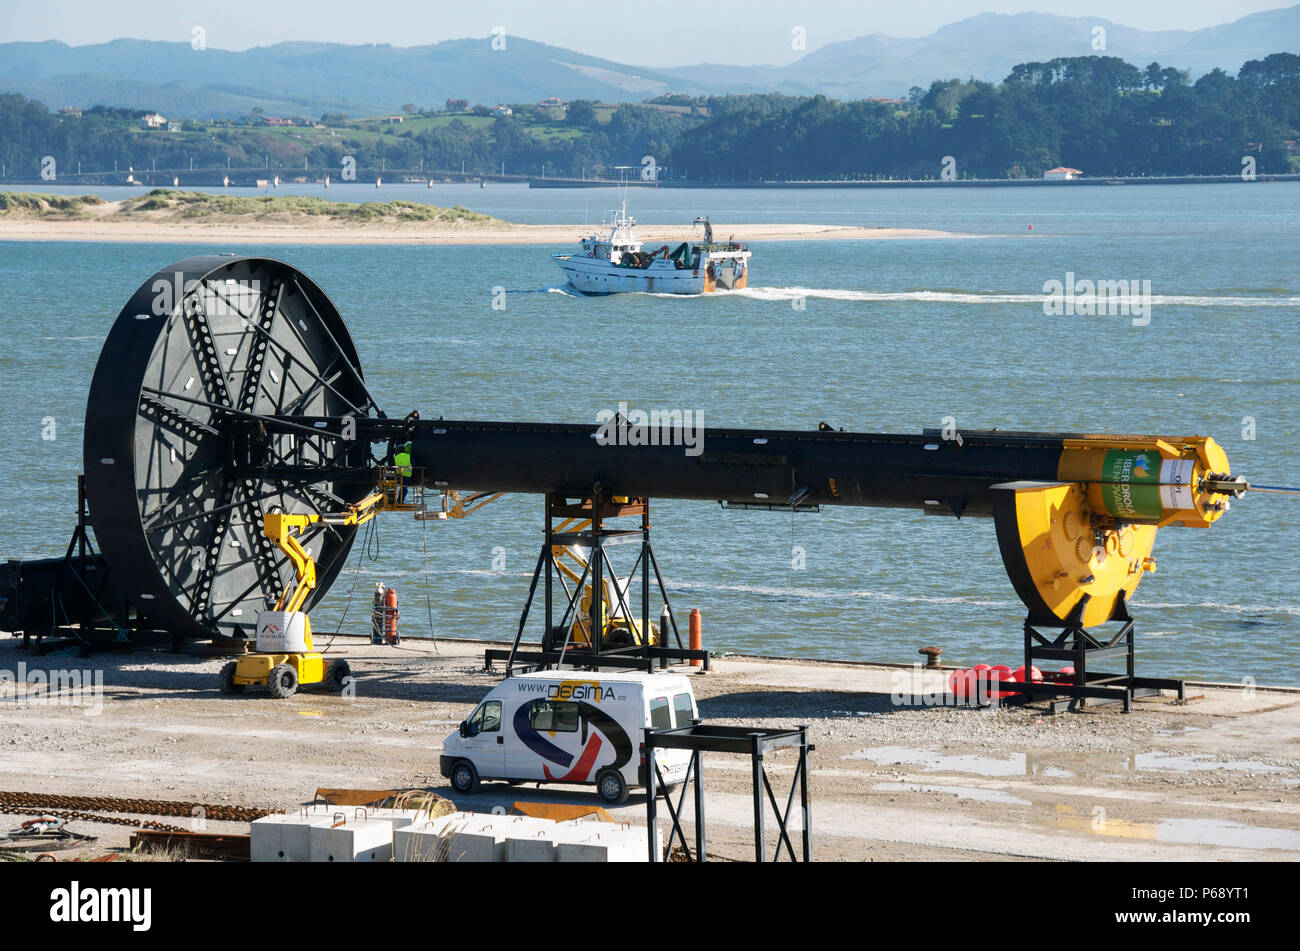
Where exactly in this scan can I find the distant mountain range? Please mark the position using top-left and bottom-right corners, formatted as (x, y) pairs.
(2, 6), (1297, 118)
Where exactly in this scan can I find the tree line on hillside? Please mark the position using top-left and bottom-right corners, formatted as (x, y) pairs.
(675, 54), (1300, 179)
(1, 54), (1296, 181)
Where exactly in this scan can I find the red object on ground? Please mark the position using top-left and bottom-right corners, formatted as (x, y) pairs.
(384, 586), (399, 645)
(1012, 665), (1043, 683)
(988, 665), (1016, 698)
(950, 665), (1017, 700)
(688, 608), (702, 667)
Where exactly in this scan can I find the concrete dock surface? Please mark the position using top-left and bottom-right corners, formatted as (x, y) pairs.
(1, 635), (1297, 861)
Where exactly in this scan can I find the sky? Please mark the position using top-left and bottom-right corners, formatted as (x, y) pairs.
(0, 1), (1290, 66)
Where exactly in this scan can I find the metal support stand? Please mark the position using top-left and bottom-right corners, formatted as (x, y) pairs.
(2, 476), (141, 655)
(645, 723), (812, 862)
(484, 493), (709, 674)
(1000, 594), (1185, 713)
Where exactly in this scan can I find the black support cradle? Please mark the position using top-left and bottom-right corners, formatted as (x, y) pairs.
(645, 723), (812, 862)
(484, 493), (709, 674)
(999, 594), (1185, 714)
(1, 476), (143, 655)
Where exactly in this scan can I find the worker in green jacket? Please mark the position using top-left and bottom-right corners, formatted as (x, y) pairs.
(394, 441), (413, 502)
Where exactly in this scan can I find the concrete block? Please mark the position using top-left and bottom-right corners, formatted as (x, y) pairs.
(250, 808), (338, 863)
(548, 820), (657, 862)
(505, 829), (559, 862)
(309, 817), (394, 862)
(556, 828), (648, 862)
(443, 814), (554, 863)
(392, 812), (475, 862)
(350, 806), (427, 830)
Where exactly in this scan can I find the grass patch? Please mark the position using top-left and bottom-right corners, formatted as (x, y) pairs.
(120, 189), (498, 224)
(0, 192), (107, 218)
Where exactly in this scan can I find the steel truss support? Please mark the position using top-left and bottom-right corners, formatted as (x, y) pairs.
(998, 594), (1186, 714)
(484, 493), (709, 674)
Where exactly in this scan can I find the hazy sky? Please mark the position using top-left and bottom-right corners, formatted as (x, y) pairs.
(0, 1), (1289, 66)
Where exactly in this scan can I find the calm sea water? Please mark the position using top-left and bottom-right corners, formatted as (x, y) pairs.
(1, 182), (1297, 683)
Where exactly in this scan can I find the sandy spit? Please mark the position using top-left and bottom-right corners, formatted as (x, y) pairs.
(0, 218), (962, 246)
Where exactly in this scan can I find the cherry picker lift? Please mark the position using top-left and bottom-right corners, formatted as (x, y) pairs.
(219, 491), (388, 698)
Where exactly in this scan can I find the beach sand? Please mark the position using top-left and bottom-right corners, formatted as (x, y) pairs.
(0, 212), (959, 246)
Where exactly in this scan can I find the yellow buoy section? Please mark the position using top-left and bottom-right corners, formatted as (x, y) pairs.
(994, 434), (1232, 627)
(993, 481), (1158, 628)
(1057, 434), (1232, 528)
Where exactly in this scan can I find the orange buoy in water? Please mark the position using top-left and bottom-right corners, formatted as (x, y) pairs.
(384, 586), (399, 645)
(689, 608), (702, 667)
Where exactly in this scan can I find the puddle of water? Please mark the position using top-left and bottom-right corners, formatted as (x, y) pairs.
(1157, 818), (1300, 851)
(1050, 806), (1157, 840)
(848, 746), (1073, 778)
(1152, 726), (1203, 736)
(1134, 753), (1286, 774)
(873, 782), (1031, 806)
(1050, 806), (1300, 851)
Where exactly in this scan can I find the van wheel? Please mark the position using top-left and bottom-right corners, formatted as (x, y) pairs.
(596, 769), (629, 805)
(266, 664), (298, 699)
(449, 760), (479, 794)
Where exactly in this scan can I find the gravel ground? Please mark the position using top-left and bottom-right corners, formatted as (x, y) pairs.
(2, 634), (1297, 862)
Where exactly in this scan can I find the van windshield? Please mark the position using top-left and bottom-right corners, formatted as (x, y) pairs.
(465, 700), (501, 736)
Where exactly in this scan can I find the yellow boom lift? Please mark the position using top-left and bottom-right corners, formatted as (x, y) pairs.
(219, 491), (385, 698)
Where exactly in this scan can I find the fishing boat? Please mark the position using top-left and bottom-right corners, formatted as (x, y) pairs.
(553, 203), (750, 295)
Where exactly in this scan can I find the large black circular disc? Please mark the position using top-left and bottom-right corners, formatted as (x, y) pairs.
(83, 256), (375, 641)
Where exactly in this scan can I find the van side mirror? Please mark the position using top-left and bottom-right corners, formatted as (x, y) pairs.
(458, 721), (468, 738)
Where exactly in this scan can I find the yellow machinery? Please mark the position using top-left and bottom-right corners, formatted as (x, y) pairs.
(219, 492), (385, 698)
(549, 516), (658, 649)
(427, 491), (656, 648)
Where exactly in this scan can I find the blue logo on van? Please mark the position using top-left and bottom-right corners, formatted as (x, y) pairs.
(513, 700), (632, 782)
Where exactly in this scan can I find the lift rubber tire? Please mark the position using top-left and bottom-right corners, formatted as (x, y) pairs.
(449, 760), (479, 795)
(266, 664), (299, 699)
(219, 661), (244, 694)
(596, 768), (629, 805)
(328, 660), (353, 693)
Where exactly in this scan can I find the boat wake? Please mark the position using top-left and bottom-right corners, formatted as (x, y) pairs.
(731, 287), (1300, 307)
(547, 283), (1298, 307)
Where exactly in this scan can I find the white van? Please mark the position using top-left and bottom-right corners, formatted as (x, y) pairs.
(440, 671), (698, 804)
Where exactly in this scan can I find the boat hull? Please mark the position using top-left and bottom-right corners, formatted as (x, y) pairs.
(553, 253), (748, 295)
